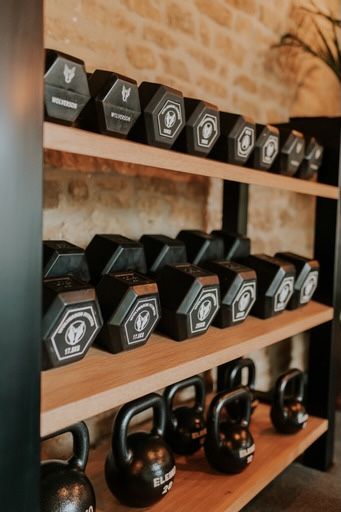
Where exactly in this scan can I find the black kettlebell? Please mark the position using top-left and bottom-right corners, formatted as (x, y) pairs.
(164, 375), (207, 455)
(204, 387), (255, 474)
(105, 393), (176, 507)
(271, 368), (308, 434)
(222, 358), (258, 416)
(41, 422), (96, 512)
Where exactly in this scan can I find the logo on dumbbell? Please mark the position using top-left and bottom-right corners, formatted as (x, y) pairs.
(124, 297), (160, 345)
(196, 113), (219, 148)
(157, 99), (183, 139)
(121, 84), (131, 103)
(189, 287), (219, 334)
(232, 282), (256, 322)
(274, 277), (295, 312)
(262, 135), (278, 165)
(50, 305), (100, 361)
(300, 271), (318, 304)
(237, 126), (255, 158)
(63, 63), (76, 84)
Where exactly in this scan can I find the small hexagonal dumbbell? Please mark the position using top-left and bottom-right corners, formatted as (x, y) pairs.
(209, 112), (256, 165)
(270, 128), (306, 176)
(173, 98), (220, 157)
(275, 252), (319, 309)
(42, 276), (103, 370)
(140, 234), (220, 340)
(156, 263), (220, 341)
(129, 82), (185, 148)
(295, 137), (324, 180)
(177, 230), (256, 328)
(247, 124), (279, 171)
(44, 49), (90, 125)
(77, 70), (141, 137)
(239, 254), (296, 318)
(85, 235), (161, 353)
(43, 240), (90, 282)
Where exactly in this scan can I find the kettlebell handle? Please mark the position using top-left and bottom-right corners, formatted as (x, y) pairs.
(42, 421), (89, 471)
(112, 393), (166, 466)
(274, 369), (305, 410)
(163, 375), (206, 414)
(224, 358), (256, 390)
(207, 387), (252, 448)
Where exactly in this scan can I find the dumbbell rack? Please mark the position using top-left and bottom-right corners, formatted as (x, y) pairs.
(1, 7), (340, 510)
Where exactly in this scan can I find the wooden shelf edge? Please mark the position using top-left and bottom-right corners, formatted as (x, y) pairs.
(41, 301), (333, 436)
(43, 122), (339, 200)
(86, 404), (328, 512)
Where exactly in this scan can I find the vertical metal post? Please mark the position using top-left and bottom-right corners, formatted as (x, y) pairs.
(290, 117), (341, 470)
(0, 2), (43, 510)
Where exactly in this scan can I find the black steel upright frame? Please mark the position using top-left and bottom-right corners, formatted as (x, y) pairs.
(0, 2), (43, 511)
(219, 117), (340, 471)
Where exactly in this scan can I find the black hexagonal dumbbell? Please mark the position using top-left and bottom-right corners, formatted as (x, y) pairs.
(177, 230), (257, 328)
(128, 82), (185, 148)
(295, 137), (324, 180)
(42, 240), (102, 370)
(140, 234), (220, 340)
(77, 70), (141, 137)
(239, 254), (296, 318)
(173, 98), (220, 157)
(211, 230), (250, 259)
(85, 235), (160, 353)
(209, 112), (256, 165)
(275, 252), (319, 309)
(44, 49), (90, 125)
(270, 127), (306, 176)
(247, 124), (279, 171)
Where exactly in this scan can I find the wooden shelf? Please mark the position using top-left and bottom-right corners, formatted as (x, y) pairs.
(43, 122), (339, 200)
(41, 300), (333, 436)
(87, 403), (328, 512)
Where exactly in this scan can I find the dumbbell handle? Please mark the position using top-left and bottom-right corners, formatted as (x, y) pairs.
(253, 389), (273, 404)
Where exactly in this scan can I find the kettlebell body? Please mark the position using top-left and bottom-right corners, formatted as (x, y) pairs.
(105, 393), (176, 507)
(164, 375), (207, 455)
(41, 422), (96, 512)
(271, 368), (308, 434)
(204, 387), (255, 474)
(220, 358), (258, 417)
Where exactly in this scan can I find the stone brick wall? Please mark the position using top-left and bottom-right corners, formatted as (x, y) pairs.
(42, 0), (340, 450)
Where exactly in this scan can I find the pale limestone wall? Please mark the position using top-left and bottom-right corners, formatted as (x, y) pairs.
(42, 0), (340, 448)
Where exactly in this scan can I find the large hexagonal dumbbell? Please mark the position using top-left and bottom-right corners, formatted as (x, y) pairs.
(239, 254), (296, 318)
(129, 82), (185, 148)
(296, 137), (324, 180)
(44, 49), (90, 125)
(43, 240), (90, 283)
(209, 112), (256, 165)
(42, 276), (103, 370)
(173, 98), (220, 157)
(211, 231), (251, 260)
(77, 70), (141, 137)
(85, 234), (161, 353)
(270, 128), (305, 176)
(275, 252), (319, 309)
(95, 272), (160, 353)
(140, 234), (187, 274)
(156, 263), (220, 341)
(201, 260), (257, 328)
(247, 124), (279, 171)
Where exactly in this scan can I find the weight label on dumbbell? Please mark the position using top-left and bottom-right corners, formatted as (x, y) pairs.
(196, 113), (219, 148)
(300, 271), (318, 304)
(236, 126), (255, 159)
(232, 281), (256, 322)
(50, 305), (100, 361)
(239, 443), (255, 458)
(189, 287), (219, 334)
(274, 276), (295, 312)
(262, 135), (278, 165)
(157, 99), (183, 139)
(124, 297), (160, 345)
